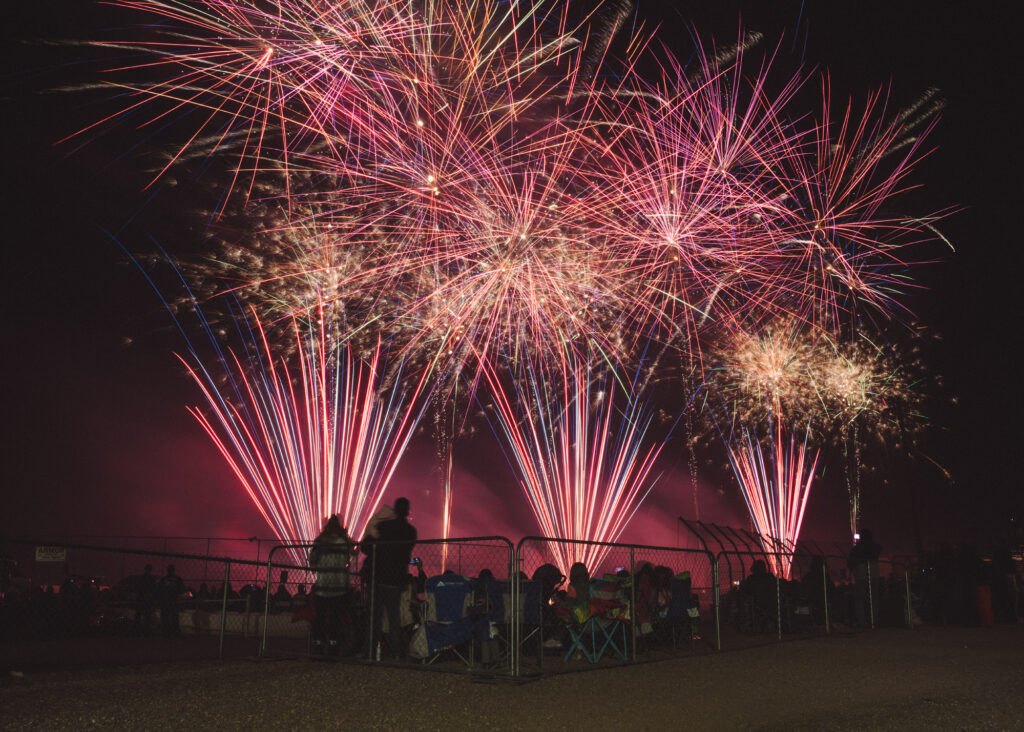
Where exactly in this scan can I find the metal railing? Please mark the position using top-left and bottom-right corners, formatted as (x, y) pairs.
(512, 536), (717, 675)
(0, 539), (269, 669)
(259, 537), (515, 674)
(2, 534), (964, 675)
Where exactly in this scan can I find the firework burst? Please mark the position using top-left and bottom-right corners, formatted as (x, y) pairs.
(728, 426), (819, 579)
(182, 305), (430, 563)
(71, 0), (949, 554)
(484, 350), (670, 574)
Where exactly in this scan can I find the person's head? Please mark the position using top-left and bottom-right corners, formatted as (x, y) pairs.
(569, 562), (589, 585)
(394, 497), (411, 518)
(366, 504), (396, 538)
(323, 514), (343, 534)
(167, 564), (176, 576)
(750, 560), (767, 576)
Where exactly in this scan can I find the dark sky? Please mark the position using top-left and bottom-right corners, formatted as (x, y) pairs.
(3, 1), (1021, 552)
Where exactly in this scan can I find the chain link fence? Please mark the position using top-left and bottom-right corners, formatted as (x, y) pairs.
(258, 537), (515, 675)
(512, 537), (716, 675)
(3, 534), (957, 677)
(715, 550), (916, 651)
(0, 539), (270, 670)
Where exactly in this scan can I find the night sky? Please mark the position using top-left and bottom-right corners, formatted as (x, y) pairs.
(3, 1), (1021, 553)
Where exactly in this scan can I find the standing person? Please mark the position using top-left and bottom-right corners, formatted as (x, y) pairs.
(369, 497), (417, 659)
(309, 515), (353, 656)
(134, 563), (157, 634)
(848, 530), (883, 627)
(157, 565), (186, 636)
(359, 504), (396, 592)
(800, 556), (834, 626)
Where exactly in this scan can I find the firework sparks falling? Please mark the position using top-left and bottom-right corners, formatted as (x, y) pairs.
(728, 426), (819, 579)
(485, 352), (669, 574)
(182, 307), (429, 562)
(83, 0), (944, 381)
(69, 0), (950, 553)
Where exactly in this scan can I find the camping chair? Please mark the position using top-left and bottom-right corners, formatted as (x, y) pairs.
(562, 578), (628, 663)
(474, 577), (507, 668)
(410, 573), (476, 667)
(737, 577), (779, 635)
(665, 574), (700, 649)
(512, 579), (548, 669)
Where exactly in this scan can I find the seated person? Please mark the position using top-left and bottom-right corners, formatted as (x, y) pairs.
(740, 560), (778, 633)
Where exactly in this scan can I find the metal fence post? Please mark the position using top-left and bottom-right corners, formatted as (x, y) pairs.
(905, 569), (913, 630)
(629, 547), (637, 662)
(823, 558), (831, 635)
(868, 560), (875, 630)
(219, 560), (230, 659)
(775, 562), (782, 641)
(367, 549), (376, 661)
(507, 539), (515, 677)
(512, 541), (521, 677)
(712, 554), (721, 651)
(260, 549), (275, 657)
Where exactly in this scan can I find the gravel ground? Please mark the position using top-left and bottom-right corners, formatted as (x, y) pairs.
(2, 625), (1022, 731)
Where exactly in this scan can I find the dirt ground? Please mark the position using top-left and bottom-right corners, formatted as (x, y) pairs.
(2, 625), (1022, 731)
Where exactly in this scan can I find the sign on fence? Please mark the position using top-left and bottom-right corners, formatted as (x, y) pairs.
(35, 546), (67, 562)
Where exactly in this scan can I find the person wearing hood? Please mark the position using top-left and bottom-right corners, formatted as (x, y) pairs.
(309, 515), (354, 655)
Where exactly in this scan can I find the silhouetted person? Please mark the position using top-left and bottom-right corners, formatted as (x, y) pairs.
(309, 515), (354, 656)
(368, 496), (416, 659)
(991, 543), (1020, 623)
(272, 570), (292, 611)
(134, 564), (157, 634)
(800, 556), (834, 625)
(848, 530), (883, 627)
(157, 565), (186, 636)
(740, 560), (778, 633)
(359, 504), (396, 593)
(567, 562), (591, 607)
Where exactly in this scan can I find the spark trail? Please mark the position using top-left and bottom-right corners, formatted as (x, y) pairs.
(485, 352), (668, 574)
(182, 308), (429, 563)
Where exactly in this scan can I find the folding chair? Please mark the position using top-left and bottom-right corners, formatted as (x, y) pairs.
(474, 578), (506, 668)
(414, 573), (476, 666)
(513, 580), (543, 646)
(562, 580), (628, 663)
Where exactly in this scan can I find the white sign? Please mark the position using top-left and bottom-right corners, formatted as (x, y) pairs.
(35, 546), (67, 563)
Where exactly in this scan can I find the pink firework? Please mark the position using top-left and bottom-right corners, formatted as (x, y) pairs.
(70, 0), (421, 202)
(182, 307), (429, 563)
(728, 427), (819, 579)
(484, 351), (669, 575)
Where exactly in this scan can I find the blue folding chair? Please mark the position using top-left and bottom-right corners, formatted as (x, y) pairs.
(417, 573), (476, 666)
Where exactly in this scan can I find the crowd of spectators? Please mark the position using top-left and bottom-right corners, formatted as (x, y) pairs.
(720, 535), (1022, 636)
(912, 542), (1022, 626)
(1, 532), (1020, 650)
